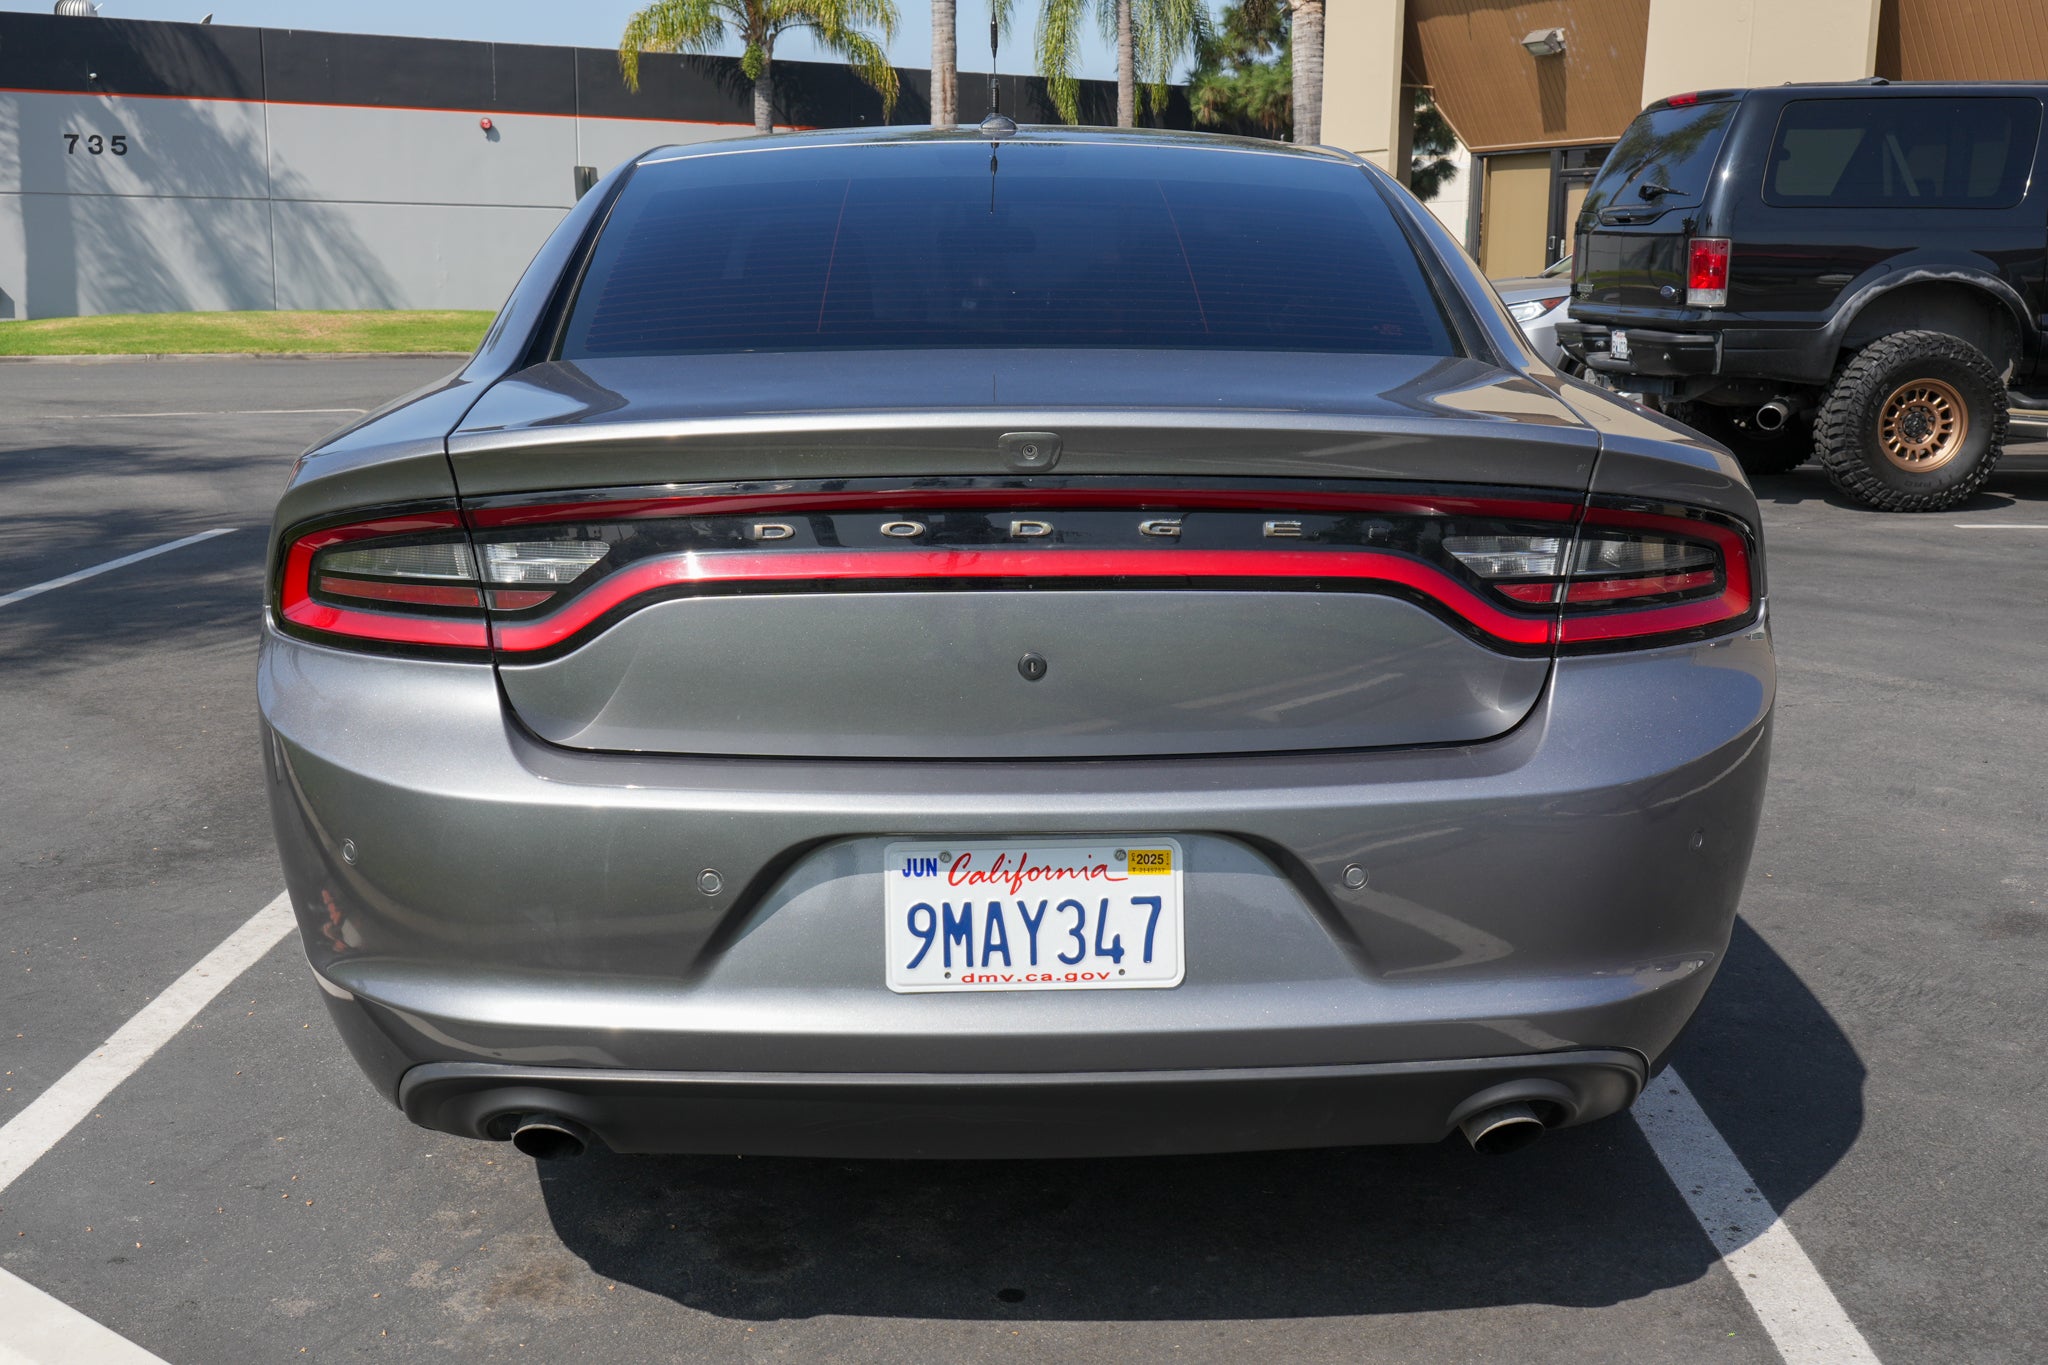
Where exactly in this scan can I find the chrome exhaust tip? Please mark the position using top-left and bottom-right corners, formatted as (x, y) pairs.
(1753, 400), (1792, 432)
(1458, 1101), (1547, 1155)
(507, 1113), (592, 1160)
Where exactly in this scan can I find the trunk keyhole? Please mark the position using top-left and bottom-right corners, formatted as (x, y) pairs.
(1018, 653), (1048, 682)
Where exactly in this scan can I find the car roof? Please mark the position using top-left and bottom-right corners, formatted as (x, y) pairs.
(1658, 80), (2048, 109)
(632, 124), (1369, 169)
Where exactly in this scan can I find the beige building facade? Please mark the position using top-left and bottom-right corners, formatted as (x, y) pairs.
(1321, 0), (2048, 279)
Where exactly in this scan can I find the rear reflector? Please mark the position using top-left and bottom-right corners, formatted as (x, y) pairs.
(274, 488), (1757, 658)
(317, 576), (482, 609)
(1687, 237), (1731, 308)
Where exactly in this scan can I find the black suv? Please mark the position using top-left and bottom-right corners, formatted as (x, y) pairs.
(1558, 81), (2045, 511)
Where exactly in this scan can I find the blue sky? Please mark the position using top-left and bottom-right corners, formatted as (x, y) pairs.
(12, 1), (1162, 81)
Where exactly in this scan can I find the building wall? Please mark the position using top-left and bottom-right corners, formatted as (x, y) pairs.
(1321, 0), (1406, 171)
(1406, 0), (1652, 154)
(1477, 151), (1552, 277)
(1876, 0), (2048, 81)
(1420, 144), (1473, 242)
(0, 12), (1163, 321)
(1641, 0), (1881, 106)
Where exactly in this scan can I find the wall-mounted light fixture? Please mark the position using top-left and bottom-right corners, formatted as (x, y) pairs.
(1521, 27), (1567, 57)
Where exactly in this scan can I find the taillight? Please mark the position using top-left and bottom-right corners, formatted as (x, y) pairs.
(276, 511), (490, 653)
(1687, 237), (1731, 308)
(276, 511), (619, 652)
(278, 489), (1756, 658)
(1445, 503), (1754, 648)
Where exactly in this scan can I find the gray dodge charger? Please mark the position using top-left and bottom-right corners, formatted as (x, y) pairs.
(260, 126), (1773, 1161)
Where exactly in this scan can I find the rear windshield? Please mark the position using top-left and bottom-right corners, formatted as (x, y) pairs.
(561, 142), (1457, 358)
(1765, 96), (2041, 208)
(1582, 101), (1737, 217)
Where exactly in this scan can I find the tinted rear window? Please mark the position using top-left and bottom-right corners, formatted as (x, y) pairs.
(1765, 96), (2041, 208)
(1582, 101), (1738, 216)
(562, 142), (1457, 358)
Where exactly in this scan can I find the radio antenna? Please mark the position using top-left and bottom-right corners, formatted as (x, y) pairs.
(980, 7), (1017, 137)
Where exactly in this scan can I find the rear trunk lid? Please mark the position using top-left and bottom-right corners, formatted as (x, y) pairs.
(449, 351), (1599, 759)
(1574, 96), (1740, 314)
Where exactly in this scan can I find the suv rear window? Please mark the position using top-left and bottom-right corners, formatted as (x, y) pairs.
(1582, 101), (1738, 216)
(1766, 96), (2041, 208)
(562, 142), (1457, 359)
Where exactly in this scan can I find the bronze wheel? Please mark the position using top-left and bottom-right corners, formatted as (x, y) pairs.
(1877, 378), (1968, 471)
(1815, 330), (2007, 512)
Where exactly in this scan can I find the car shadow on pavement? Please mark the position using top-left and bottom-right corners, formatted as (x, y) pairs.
(535, 918), (1862, 1322)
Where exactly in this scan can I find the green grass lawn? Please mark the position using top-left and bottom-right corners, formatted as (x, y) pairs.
(0, 310), (494, 356)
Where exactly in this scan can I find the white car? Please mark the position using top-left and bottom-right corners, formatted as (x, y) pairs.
(1494, 255), (1573, 366)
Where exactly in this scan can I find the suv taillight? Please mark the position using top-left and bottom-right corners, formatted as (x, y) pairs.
(1687, 237), (1731, 308)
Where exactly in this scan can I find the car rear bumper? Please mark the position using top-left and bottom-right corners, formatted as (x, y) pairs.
(1560, 319), (1837, 389)
(1558, 321), (1720, 379)
(396, 1051), (1647, 1157)
(261, 614), (1773, 1155)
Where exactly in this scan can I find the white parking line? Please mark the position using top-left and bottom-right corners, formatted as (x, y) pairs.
(0, 1270), (170, 1365)
(0, 894), (293, 1363)
(0, 894), (294, 1197)
(0, 890), (1869, 1362)
(0, 529), (238, 610)
(1637, 1069), (1881, 1364)
(1954, 523), (2048, 529)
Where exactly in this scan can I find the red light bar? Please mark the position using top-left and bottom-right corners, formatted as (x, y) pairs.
(491, 547), (1558, 654)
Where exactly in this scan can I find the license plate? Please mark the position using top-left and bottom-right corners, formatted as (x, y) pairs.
(1610, 329), (1631, 361)
(884, 839), (1185, 993)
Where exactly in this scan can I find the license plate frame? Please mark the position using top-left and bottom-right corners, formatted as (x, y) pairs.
(883, 839), (1186, 994)
(1610, 329), (1632, 361)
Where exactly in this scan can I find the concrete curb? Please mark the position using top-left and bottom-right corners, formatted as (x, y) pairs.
(0, 351), (470, 364)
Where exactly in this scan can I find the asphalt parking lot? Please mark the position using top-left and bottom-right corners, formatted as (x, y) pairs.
(2, 358), (2045, 1363)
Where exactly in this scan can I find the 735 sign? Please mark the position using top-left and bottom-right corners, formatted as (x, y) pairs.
(64, 132), (130, 156)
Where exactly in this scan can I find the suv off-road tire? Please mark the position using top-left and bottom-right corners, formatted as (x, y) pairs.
(1815, 331), (2007, 512)
(1666, 402), (1814, 477)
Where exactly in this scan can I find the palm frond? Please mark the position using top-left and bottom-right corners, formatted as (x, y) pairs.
(1036, 0), (1091, 123)
(816, 27), (903, 111)
(1133, 0), (1204, 116)
(788, 0), (902, 111)
(618, 0), (728, 91)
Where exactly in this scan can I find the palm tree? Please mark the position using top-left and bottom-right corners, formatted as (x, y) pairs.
(620, 0), (902, 135)
(932, 0), (1014, 129)
(932, 0), (958, 126)
(1287, 0), (1322, 145)
(1409, 88), (1459, 203)
(1037, 0), (1204, 127)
